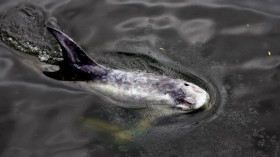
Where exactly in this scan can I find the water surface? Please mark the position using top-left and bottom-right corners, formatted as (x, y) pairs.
(0, 0), (279, 156)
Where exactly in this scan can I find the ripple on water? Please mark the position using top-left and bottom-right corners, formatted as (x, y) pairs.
(95, 51), (223, 127)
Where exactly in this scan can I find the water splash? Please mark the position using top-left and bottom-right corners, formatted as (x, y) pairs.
(0, 3), (62, 63)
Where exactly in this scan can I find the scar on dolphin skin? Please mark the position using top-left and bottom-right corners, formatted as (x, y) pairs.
(44, 27), (210, 112)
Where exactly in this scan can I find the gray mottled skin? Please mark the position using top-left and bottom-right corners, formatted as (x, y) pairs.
(80, 66), (187, 104)
(45, 27), (210, 111)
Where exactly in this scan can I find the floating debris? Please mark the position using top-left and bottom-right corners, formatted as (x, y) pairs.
(246, 24), (250, 27)
(159, 47), (165, 51)
(268, 51), (271, 56)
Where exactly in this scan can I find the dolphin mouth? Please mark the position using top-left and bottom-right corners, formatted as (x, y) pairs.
(175, 100), (194, 110)
(175, 104), (191, 110)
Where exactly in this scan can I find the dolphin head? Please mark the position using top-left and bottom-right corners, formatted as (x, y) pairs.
(169, 81), (210, 111)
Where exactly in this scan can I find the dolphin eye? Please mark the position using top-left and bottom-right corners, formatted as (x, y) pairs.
(184, 83), (189, 86)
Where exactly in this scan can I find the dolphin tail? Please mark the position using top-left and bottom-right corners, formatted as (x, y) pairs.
(44, 27), (98, 81)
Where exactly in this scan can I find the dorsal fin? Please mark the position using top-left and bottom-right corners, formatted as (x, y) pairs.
(47, 27), (98, 66)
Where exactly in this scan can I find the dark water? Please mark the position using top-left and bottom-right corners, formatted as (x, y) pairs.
(0, 0), (279, 156)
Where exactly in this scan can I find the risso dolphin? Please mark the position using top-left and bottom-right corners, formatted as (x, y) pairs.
(44, 27), (210, 111)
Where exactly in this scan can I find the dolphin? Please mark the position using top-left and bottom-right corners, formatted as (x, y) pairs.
(44, 27), (210, 111)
